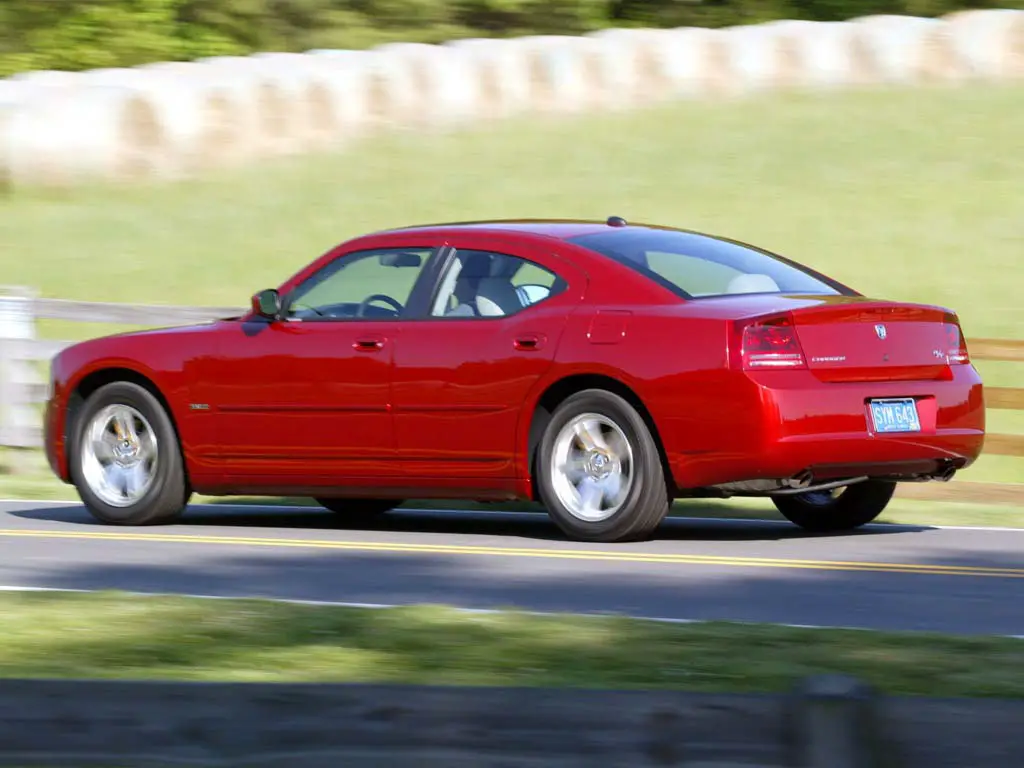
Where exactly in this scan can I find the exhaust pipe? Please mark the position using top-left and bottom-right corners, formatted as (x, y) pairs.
(935, 465), (957, 482)
(770, 475), (869, 496)
(784, 470), (814, 489)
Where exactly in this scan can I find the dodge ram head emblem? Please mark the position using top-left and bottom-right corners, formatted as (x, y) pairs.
(875, 324), (887, 340)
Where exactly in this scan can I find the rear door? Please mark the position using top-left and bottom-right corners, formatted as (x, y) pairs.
(391, 234), (588, 484)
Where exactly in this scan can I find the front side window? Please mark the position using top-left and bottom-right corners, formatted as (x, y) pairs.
(430, 249), (564, 318)
(284, 247), (433, 320)
(568, 228), (849, 299)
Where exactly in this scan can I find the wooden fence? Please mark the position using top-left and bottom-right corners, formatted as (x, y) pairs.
(3, 673), (1024, 768)
(0, 293), (1021, 503)
(0, 295), (241, 450)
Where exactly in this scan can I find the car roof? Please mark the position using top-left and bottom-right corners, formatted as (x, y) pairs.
(374, 217), (689, 241)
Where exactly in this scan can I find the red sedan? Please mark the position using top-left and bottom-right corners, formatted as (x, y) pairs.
(43, 218), (985, 542)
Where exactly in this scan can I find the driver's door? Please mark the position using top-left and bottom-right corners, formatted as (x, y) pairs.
(205, 246), (435, 488)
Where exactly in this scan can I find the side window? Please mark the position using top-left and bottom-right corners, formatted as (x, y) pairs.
(284, 248), (432, 320)
(430, 249), (564, 318)
(511, 261), (558, 306)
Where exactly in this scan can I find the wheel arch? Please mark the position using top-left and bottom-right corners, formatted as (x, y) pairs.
(524, 372), (673, 500)
(65, 367), (191, 492)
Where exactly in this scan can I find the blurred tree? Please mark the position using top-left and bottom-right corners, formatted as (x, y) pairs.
(0, 0), (241, 76)
(2, 0), (1022, 76)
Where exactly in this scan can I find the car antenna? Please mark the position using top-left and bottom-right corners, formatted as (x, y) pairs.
(606, 216), (627, 227)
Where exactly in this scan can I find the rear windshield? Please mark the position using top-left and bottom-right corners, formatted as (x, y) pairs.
(567, 228), (848, 299)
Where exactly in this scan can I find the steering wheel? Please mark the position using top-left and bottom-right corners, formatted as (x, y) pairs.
(357, 293), (404, 317)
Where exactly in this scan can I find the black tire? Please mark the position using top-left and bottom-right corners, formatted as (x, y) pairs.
(315, 498), (403, 516)
(536, 389), (670, 543)
(69, 381), (190, 525)
(771, 480), (896, 532)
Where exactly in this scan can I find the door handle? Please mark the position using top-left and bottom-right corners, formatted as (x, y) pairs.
(354, 337), (385, 352)
(514, 334), (545, 351)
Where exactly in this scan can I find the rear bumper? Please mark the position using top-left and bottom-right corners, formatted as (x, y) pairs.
(669, 365), (985, 490)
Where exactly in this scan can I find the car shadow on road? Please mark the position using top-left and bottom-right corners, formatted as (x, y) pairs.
(6, 502), (935, 543)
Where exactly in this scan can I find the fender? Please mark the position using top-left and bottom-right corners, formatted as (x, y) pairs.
(514, 353), (655, 500)
(46, 326), (214, 483)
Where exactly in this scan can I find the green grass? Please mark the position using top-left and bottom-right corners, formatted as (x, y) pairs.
(2, 84), (1023, 336)
(1, 591), (1021, 698)
(1, 82), (1021, 502)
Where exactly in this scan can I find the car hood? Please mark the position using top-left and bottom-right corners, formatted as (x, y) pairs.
(54, 317), (238, 374)
(72, 317), (233, 345)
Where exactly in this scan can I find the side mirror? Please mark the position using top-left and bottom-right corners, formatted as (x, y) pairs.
(251, 289), (281, 319)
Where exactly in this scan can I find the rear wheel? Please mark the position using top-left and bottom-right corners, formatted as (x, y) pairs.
(315, 498), (402, 516)
(70, 382), (190, 525)
(772, 480), (896, 532)
(536, 389), (669, 543)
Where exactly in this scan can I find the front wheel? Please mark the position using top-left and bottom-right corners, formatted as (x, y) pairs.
(772, 480), (896, 532)
(536, 389), (670, 543)
(70, 382), (190, 525)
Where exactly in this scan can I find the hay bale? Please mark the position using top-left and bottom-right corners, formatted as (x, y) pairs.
(943, 9), (1024, 80)
(246, 52), (345, 149)
(515, 35), (606, 114)
(759, 19), (882, 89)
(363, 49), (423, 128)
(137, 60), (260, 169)
(442, 38), (534, 120)
(0, 80), (28, 98)
(78, 67), (233, 178)
(4, 84), (168, 189)
(304, 49), (385, 139)
(583, 28), (679, 108)
(2, 74), (85, 191)
(371, 42), (481, 127)
(8, 70), (83, 90)
(310, 48), (421, 132)
(588, 27), (739, 104)
(659, 27), (737, 98)
(0, 81), (31, 193)
(194, 56), (313, 157)
(851, 15), (965, 85)
(586, 26), (750, 106)
(716, 21), (806, 95)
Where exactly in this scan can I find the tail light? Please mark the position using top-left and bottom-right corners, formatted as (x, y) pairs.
(943, 318), (970, 364)
(738, 314), (807, 370)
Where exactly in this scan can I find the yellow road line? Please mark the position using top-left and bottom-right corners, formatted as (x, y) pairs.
(1, 528), (1022, 579)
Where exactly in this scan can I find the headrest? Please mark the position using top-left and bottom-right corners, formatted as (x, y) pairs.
(459, 252), (513, 280)
(458, 252), (493, 279)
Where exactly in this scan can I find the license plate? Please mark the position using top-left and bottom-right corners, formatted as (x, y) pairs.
(869, 398), (921, 433)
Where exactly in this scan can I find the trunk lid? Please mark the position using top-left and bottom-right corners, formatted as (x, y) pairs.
(788, 298), (960, 382)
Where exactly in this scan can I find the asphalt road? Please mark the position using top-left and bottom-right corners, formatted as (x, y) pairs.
(1, 499), (1022, 636)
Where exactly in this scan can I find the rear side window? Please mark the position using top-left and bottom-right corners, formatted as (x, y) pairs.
(430, 249), (565, 318)
(568, 228), (849, 299)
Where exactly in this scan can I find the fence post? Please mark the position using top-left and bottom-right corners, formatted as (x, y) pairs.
(0, 286), (38, 462)
(785, 674), (898, 768)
